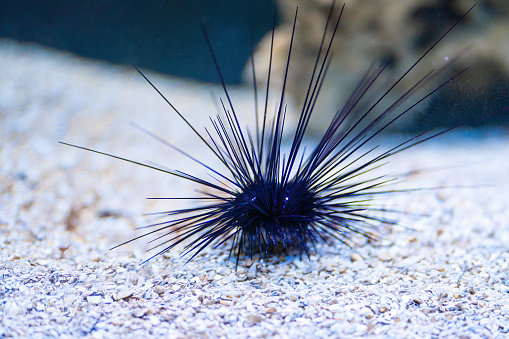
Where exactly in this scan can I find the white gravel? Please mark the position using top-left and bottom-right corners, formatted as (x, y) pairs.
(1, 39), (509, 338)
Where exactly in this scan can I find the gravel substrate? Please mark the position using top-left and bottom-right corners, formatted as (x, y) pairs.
(1, 40), (509, 338)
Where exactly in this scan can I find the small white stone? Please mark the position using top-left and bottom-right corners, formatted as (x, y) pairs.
(5, 300), (22, 317)
(149, 315), (160, 326)
(87, 295), (102, 304)
(132, 309), (147, 318)
(115, 289), (133, 300)
(35, 302), (45, 312)
(216, 267), (229, 276)
(245, 314), (263, 326)
(358, 307), (373, 318)
(328, 304), (341, 312)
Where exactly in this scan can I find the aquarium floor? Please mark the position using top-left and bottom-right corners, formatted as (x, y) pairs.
(1, 40), (509, 338)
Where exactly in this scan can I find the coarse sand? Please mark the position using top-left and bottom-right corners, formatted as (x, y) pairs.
(1, 40), (509, 338)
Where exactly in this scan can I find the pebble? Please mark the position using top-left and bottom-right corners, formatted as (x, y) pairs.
(132, 309), (147, 318)
(216, 267), (229, 276)
(115, 290), (133, 301)
(246, 314), (264, 326)
(219, 299), (232, 306)
(5, 301), (22, 317)
(87, 295), (102, 304)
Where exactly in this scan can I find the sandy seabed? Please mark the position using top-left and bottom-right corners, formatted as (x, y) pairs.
(1, 40), (509, 338)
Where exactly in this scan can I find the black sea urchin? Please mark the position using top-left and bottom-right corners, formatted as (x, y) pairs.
(60, 2), (475, 266)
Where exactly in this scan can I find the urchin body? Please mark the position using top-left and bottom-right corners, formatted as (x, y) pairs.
(227, 178), (319, 253)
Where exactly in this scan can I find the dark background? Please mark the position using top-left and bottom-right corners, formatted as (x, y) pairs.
(0, 0), (278, 84)
(1, 0), (508, 128)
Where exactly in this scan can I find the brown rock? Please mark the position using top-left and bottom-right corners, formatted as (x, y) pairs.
(245, 0), (509, 134)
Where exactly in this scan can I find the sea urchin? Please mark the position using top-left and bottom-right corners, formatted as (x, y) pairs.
(60, 2), (475, 266)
